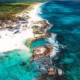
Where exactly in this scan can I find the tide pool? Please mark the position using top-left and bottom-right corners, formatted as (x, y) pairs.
(30, 38), (50, 49)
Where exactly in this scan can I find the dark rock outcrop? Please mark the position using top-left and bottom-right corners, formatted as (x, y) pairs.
(32, 45), (53, 60)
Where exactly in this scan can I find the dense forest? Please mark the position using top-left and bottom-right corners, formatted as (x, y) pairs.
(0, 0), (49, 20)
(0, 2), (39, 20)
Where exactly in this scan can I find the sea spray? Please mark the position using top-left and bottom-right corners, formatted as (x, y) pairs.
(37, 2), (62, 60)
(29, 3), (43, 21)
(47, 33), (62, 60)
(44, 20), (53, 32)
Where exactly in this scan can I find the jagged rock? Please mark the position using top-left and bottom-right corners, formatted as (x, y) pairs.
(20, 62), (26, 66)
(48, 68), (56, 76)
(32, 57), (52, 75)
(32, 45), (53, 61)
(58, 69), (63, 76)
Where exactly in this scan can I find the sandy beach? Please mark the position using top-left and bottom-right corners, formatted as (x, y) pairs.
(0, 3), (43, 53)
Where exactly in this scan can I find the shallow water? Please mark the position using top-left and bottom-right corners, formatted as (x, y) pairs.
(0, 50), (39, 80)
(0, 38), (50, 80)
(39, 1), (80, 80)
(30, 38), (50, 49)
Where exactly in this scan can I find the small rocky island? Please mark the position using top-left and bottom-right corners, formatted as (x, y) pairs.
(32, 45), (53, 60)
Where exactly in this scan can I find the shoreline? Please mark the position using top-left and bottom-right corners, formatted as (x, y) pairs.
(0, 2), (64, 79)
(0, 3), (43, 53)
(0, 3), (53, 53)
(0, 2), (60, 59)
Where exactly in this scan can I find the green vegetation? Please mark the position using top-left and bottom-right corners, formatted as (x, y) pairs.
(0, 36), (1, 38)
(0, 2), (40, 20)
(32, 25), (39, 29)
(33, 31), (42, 34)
(26, 15), (30, 19)
(38, 20), (46, 24)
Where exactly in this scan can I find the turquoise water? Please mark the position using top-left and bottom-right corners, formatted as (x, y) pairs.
(0, 50), (39, 80)
(39, 1), (80, 80)
(30, 39), (50, 49)
(0, 38), (50, 80)
(25, 38), (50, 53)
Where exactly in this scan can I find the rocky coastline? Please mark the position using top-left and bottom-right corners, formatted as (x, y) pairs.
(27, 32), (52, 47)
(32, 56), (64, 80)
(0, 3), (65, 80)
(0, 14), (64, 79)
(28, 19), (65, 79)
(32, 45), (53, 60)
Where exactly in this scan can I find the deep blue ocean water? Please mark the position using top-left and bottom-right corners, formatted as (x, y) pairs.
(39, 1), (80, 80)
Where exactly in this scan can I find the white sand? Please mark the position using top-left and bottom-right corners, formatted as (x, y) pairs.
(28, 3), (43, 21)
(0, 3), (43, 53)
(0, 29), (34, 52)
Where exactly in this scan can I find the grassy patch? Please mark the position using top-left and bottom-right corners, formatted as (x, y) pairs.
(33, 31), (42, 34)
(32, 25), (39, 29)
(0, 2), (40, 20)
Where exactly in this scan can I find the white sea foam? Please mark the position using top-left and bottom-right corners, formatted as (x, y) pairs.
(47, 34), (61, 59)
(37, 3), (62, 59)
(37, 6), (43, 14)
(28, 3), (43, 22)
